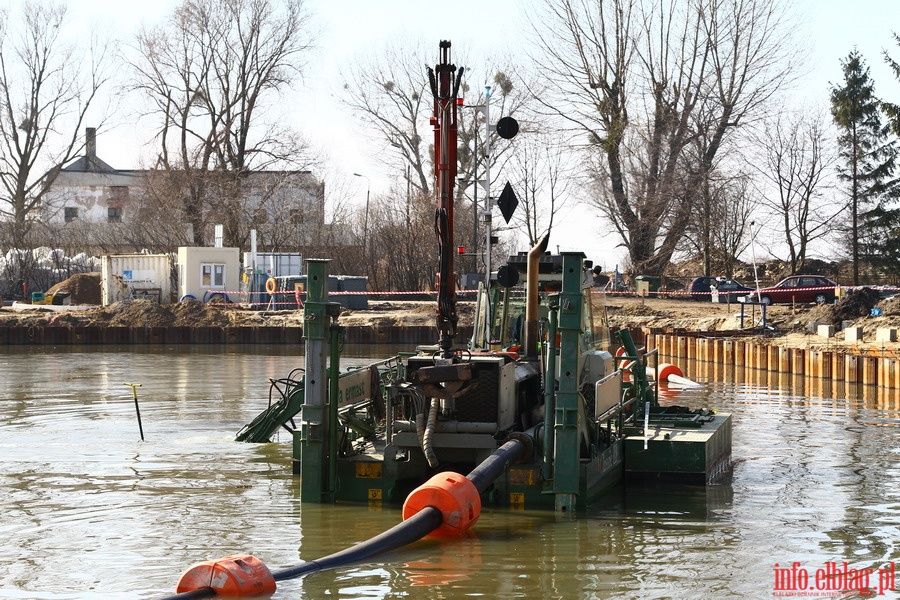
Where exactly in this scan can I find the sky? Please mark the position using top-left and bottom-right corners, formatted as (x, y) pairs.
(33, 0), (900, 271)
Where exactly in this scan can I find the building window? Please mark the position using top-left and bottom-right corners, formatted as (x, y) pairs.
(108, 207), (123, 223)
(64, 207), (78, 223)
(201, 263), (226, 288)
(290, 209), (303, 225)
(108, 186), (129, 202)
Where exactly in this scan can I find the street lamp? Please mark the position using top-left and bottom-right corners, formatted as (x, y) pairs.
(352, 172), (371, 249)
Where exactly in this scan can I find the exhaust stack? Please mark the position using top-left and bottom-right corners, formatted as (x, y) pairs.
(523, 234), (549, 359)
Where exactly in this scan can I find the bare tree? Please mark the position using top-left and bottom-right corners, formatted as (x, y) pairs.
(368, 186), (437, 291)
(754, 110), (838, 274)
(0, 2), (109, 250)
(341, 40), (531, 195)
(530, 0), (798, 276)
(130, 0), (316, 247)
(506, 129), (573, 246)
(681, 167), (757, 277)
(340, 39), (534, 275)
(340, 39), (434, 198)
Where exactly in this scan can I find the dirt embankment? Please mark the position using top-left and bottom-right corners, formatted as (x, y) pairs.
(604, 290), (900, 351)
(3, 271), (899, 351)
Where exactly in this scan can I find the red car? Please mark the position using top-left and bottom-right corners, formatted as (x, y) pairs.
(745, 275), (837, 305)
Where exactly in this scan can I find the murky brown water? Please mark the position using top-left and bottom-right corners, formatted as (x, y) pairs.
(1, 346), (898, 599)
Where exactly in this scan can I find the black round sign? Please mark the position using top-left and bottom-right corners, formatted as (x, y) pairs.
(496, 116), (519, 140)
(496, 265), (519, 288)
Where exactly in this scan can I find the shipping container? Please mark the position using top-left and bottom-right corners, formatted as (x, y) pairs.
(272, 275), (368, 310)
(243, 252), (302, 278)
(101, 254), (172, 306)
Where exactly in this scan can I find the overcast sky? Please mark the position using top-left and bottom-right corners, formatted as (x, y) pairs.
(29, 0), (900, 269)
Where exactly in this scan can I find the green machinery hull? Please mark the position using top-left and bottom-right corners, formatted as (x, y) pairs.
(244, 256), (733, 513)
(311, 438), (625, 511)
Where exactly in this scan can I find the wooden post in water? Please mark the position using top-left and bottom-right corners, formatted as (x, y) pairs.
(790, 348), (804, 376)
(758, 344), (769, 372)
(845, 354), (860, 384)
(821, 351), (833, 380)
(124, 382), (144, 442)
(862, 356), (878, 386)
(779, 347), (791, 373)
(881, 357), (897, 390)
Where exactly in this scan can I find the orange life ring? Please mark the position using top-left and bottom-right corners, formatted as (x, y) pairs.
(265, 277), (277, 294)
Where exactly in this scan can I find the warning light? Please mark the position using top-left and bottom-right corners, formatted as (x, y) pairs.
(457, 246), (465, 254)
(456, 98), (464, 106)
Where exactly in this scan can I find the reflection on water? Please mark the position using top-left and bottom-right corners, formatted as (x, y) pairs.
(0, 346), (898, 599)
(688, 357), (900, 409)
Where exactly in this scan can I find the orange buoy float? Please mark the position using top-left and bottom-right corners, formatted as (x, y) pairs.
(402, 471), (481, 536)
(615, 346), (634, 382)
(649, 362), (684, 383)
(176, 554), (275, 596)
(265, 277), (277, 294)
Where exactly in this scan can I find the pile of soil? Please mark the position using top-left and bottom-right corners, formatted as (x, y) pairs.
(608, 301), (674, 318)
(10, 299), (266, 328)
(91, 299), (248, 327)
(46, 273), (102, 305)
(804, 288), (883, 327)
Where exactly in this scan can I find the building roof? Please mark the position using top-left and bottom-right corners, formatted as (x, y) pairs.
(61, 154), (117, 173)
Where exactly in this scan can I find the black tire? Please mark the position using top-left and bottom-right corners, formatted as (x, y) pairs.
(760, 295), (772, 305)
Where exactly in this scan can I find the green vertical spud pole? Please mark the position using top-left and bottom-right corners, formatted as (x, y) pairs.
(542, 307), (558, 483)
(327, 321), (343, 502)
(297, 259), (340, 502)
(552, 252), (585, 512)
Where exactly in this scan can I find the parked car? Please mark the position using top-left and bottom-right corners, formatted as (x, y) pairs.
(710, 278), (754, 303)
(689, 276), (752, 301)
(745, 275), (837, 305)
(689, 276), (717, 300)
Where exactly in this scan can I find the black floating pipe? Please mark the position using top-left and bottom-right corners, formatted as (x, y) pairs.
(159, 589), (214, 600)
(467, 439), (529, 493)
(159, 438), (528, 600)
(272, 507), (442, 580)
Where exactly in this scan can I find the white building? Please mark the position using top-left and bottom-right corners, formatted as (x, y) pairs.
(42, 128), (142, 225)
(43, 128), (325, 231)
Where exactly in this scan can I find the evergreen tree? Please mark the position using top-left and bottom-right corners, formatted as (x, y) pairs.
(874, 34), (900, 279)
(830, 50), (897, 285)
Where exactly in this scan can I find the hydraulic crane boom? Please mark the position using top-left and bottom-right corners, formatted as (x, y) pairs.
(427, 40), (464, 359)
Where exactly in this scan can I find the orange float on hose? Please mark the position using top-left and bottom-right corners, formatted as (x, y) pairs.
(265, 277), (277, 294)
(402, 471), (481, 536)
(615, 346), (633, 382)
(176, 554), (275, 596)
(653, 363), (684, 383)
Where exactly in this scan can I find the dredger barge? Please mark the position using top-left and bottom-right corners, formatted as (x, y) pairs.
(166, 40), (731, 599)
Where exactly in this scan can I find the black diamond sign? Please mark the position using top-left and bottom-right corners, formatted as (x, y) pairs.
(497, 181), (518, 224)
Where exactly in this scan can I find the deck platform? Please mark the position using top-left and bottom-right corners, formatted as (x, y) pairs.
(624, 412), (732, 483)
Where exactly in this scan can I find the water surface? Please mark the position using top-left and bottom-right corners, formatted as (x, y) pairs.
(0, 346), (897, 599)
